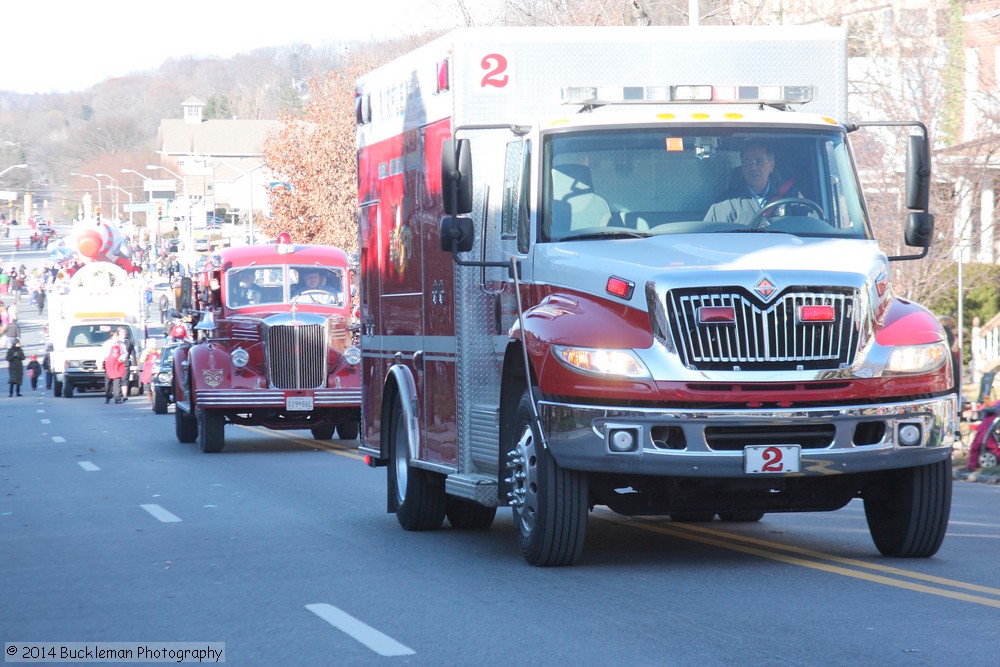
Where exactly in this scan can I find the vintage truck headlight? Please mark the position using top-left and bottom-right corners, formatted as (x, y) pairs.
(552, 345), (651, 379)
(67, 360), (82, 369)
(156, 371), (173, 384)
(885, 342), (948, 375)
(344, 346), (362, 366)
(231, 348), (249, 368)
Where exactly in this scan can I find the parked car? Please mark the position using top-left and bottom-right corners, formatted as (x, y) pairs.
(152, 342), (182, 414)
(194, 238), (210, 252)
(165, 239), (181, 253)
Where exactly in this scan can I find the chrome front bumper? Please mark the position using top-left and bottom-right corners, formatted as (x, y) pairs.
(194, 388), (361, 408)
(540, 395), (956, 478)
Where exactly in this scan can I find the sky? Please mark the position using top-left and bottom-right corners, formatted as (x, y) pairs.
(2, 0), (499, 94)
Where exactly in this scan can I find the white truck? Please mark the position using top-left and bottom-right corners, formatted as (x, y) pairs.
(47, 262), (145, 398)
(356, 26), (955, 566)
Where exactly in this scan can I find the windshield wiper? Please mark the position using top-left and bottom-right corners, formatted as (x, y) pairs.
(558, 229), (650, 241)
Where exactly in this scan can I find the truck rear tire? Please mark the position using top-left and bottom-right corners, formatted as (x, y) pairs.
(508, 387), (588, 566)
(446, 496), (497, 529)
(388, 393), (445, 531)
(863, 459), (951, 558)
(336, 421), (359, 441)
(175, 406), (198, 444)
(153, 391), (168, 415)
(197, 409), (225, 453)
(311, 425), (335, 440)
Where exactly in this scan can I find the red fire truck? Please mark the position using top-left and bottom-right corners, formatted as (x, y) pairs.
(173, 236), (361, 453)
(356, 27), (956, 565)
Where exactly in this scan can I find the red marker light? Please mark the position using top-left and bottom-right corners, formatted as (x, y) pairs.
(698, 306), (736, 324)
(437, 59), (450, 93)
(606, 276), (634, 300)
(800, 305), (836, 322)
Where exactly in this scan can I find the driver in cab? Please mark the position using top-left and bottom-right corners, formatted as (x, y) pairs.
(291, 267), (342, 305)
(703, 142), (805, 226)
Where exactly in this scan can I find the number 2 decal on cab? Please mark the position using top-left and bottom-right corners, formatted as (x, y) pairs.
(480, 52), (510, 89)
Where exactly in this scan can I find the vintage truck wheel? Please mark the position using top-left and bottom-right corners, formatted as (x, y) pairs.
(310, 425), (335, 440)
(175, 406), (198, 443)
(53, 379), (62, 397)
(388, 393), (445, 531)
(64, 382), (75, 398)
(863, 459), (951, 557)
(197, 409), (225, 453)
(446, 496), (497, 530)
(336, 421), (359, 441)
(508, 387), (587, 566)
(153, 391), (168, 415)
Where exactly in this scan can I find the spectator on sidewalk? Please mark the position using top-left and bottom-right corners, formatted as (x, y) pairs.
(25, 355), (42, 391)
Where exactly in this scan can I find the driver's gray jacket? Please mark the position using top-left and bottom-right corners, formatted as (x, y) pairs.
(703, 178), (805, 226)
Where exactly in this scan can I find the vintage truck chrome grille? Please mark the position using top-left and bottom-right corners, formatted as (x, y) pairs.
(666, 288), (860, 371)
(266, 323), (326, 389)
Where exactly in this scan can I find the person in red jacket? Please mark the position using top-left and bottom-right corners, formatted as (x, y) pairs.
(102, 328), (128, 404)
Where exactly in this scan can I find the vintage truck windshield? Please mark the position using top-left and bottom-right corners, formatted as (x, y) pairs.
(226, 265), (345, 308)
(540, 128), (870, 242)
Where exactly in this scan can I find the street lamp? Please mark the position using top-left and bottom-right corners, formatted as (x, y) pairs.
(70, 172), (103, 219)
(96, 173), (120, 221)
(147, 164), (190, 257)
(107, 184), (133, 226)
(0, 164), (27, 179)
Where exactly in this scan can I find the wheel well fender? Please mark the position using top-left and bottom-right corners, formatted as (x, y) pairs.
(498, 340), (536, 501)
(381, 364), (419, 512)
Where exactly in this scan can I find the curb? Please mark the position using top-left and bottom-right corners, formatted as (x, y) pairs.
(954, 467), (1000, 484)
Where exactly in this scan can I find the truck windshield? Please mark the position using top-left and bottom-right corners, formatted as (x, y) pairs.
(226, 265), (346, 308)
(540, 127), (870, 242)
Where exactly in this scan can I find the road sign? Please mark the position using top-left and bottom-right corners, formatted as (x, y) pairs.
(124, 202), (157, 213)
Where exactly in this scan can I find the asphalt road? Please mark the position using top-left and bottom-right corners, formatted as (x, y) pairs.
(2, 226), (1000, 666)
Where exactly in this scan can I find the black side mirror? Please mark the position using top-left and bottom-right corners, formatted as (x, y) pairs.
(441, 138), (473, 215)
(904, 211), (934, 248)
(440, 216), (474, 252)
(905, 134), (930, 211)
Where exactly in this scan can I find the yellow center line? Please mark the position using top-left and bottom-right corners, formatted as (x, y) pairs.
(595, 512), (1000, 608)
(235, 424), (363, 460)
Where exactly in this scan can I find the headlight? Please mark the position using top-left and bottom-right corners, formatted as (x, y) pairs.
(67, 360), (81, 368)
(231, 348), (249, 368)
(552, 345), (651, 379)
(885, 342), (948, 375)
(156, 371), (173, 384)
(344, 346), (362, 366)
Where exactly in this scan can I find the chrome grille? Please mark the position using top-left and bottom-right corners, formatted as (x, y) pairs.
(266, 323), (326, 389)
(666, 288), (860, 371)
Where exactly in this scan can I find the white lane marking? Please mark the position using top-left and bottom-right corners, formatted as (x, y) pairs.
(306, 603), (415, 657)
(36, 409), (44, 413)
(140, 504), (182, 523)
(41, 419), (51, 424)
(52, 436), (66, 443)
(78, 461), (100, 471)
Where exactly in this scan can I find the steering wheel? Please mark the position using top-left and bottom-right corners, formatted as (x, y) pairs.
(291, 289), (332, 304)
(749, 197), (825, 229)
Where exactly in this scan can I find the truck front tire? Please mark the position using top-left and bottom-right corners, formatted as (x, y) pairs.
(863, 459), (951, 558)
(508, 387), (588, 566)
(388, 392), (445, 531)
(197, 409), (225, 453)
(175, 406), (198, 443)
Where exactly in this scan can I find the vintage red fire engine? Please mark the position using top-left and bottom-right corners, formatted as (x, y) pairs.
(173, 234), (361, 453)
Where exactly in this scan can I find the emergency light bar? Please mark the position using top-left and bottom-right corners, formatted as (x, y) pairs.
(561, 85), (813, 107)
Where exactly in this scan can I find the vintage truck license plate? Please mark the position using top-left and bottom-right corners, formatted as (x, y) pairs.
(286, 396), (313, 411)
(743, 445), (800, 474)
